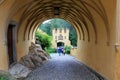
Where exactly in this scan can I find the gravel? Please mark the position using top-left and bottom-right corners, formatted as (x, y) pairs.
(24, 54), (102, 80)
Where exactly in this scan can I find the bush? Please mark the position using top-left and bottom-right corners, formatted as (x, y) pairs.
(35, 29), (52, 50)
(45, 47), (57, 54)
(0, 70), (16, 80)
(64, 46), (71, 54)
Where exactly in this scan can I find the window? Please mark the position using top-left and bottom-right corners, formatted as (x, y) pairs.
(64, 36), (66, 39)
(58, 34), (63, 40)
(64, 28), (66, 33)
(60, 29), (62, 33)
(55, 36), (57, 39)
(55, 28), (57, 33)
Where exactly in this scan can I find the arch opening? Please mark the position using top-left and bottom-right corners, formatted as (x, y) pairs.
(35, 18), (78, 54)
(1, 0), (116, 80)
(57, 42), (64, 47)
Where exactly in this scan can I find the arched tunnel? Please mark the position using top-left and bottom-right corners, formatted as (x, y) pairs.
(0, 0), (120, 80)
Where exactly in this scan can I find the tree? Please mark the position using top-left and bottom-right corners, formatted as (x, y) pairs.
(40, 22), (52, 36)
(35, 29), (52, 50)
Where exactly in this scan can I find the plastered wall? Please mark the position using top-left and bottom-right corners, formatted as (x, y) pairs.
(74, 41), (115, 80)
(0, 0), (16, 70)
(15, 16), (34, 61)
(72, 0), (116, 80)
(115, 0), (120, 80)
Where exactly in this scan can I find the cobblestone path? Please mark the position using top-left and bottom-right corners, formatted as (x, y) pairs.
(24, 54), (103, 80)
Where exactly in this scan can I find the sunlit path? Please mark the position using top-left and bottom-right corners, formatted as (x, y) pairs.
(24, 54), (103, 80)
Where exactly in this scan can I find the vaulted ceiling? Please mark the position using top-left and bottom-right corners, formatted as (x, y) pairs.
(10, 0), (109, 43)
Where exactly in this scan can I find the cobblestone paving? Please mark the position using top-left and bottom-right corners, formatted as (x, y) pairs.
(24, 54), (101, 80)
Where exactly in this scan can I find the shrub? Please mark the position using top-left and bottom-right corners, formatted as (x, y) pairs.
(0, 70), (16, 80)
(35, 29), (52, 50)
(64, 46), (71, 54)
(45, 47), (57, 54)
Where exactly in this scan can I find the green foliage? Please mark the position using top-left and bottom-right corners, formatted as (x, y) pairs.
(39, 18), (77, 46)
(69, 31), (77, 46)
(0, 71), (16, 80)
(45, 47), (57, 54)
(0, 75), (8, 80)
(64, 46), (71, 54)
(40, 22), (52, 36)
(35, 29), (52, 50)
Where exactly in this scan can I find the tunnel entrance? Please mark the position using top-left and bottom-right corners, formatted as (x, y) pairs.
(57, 42), (64, 47)
(3, 0), (113, 79)
(36, 18), (77, 54)
(7, 24), (17, 67)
